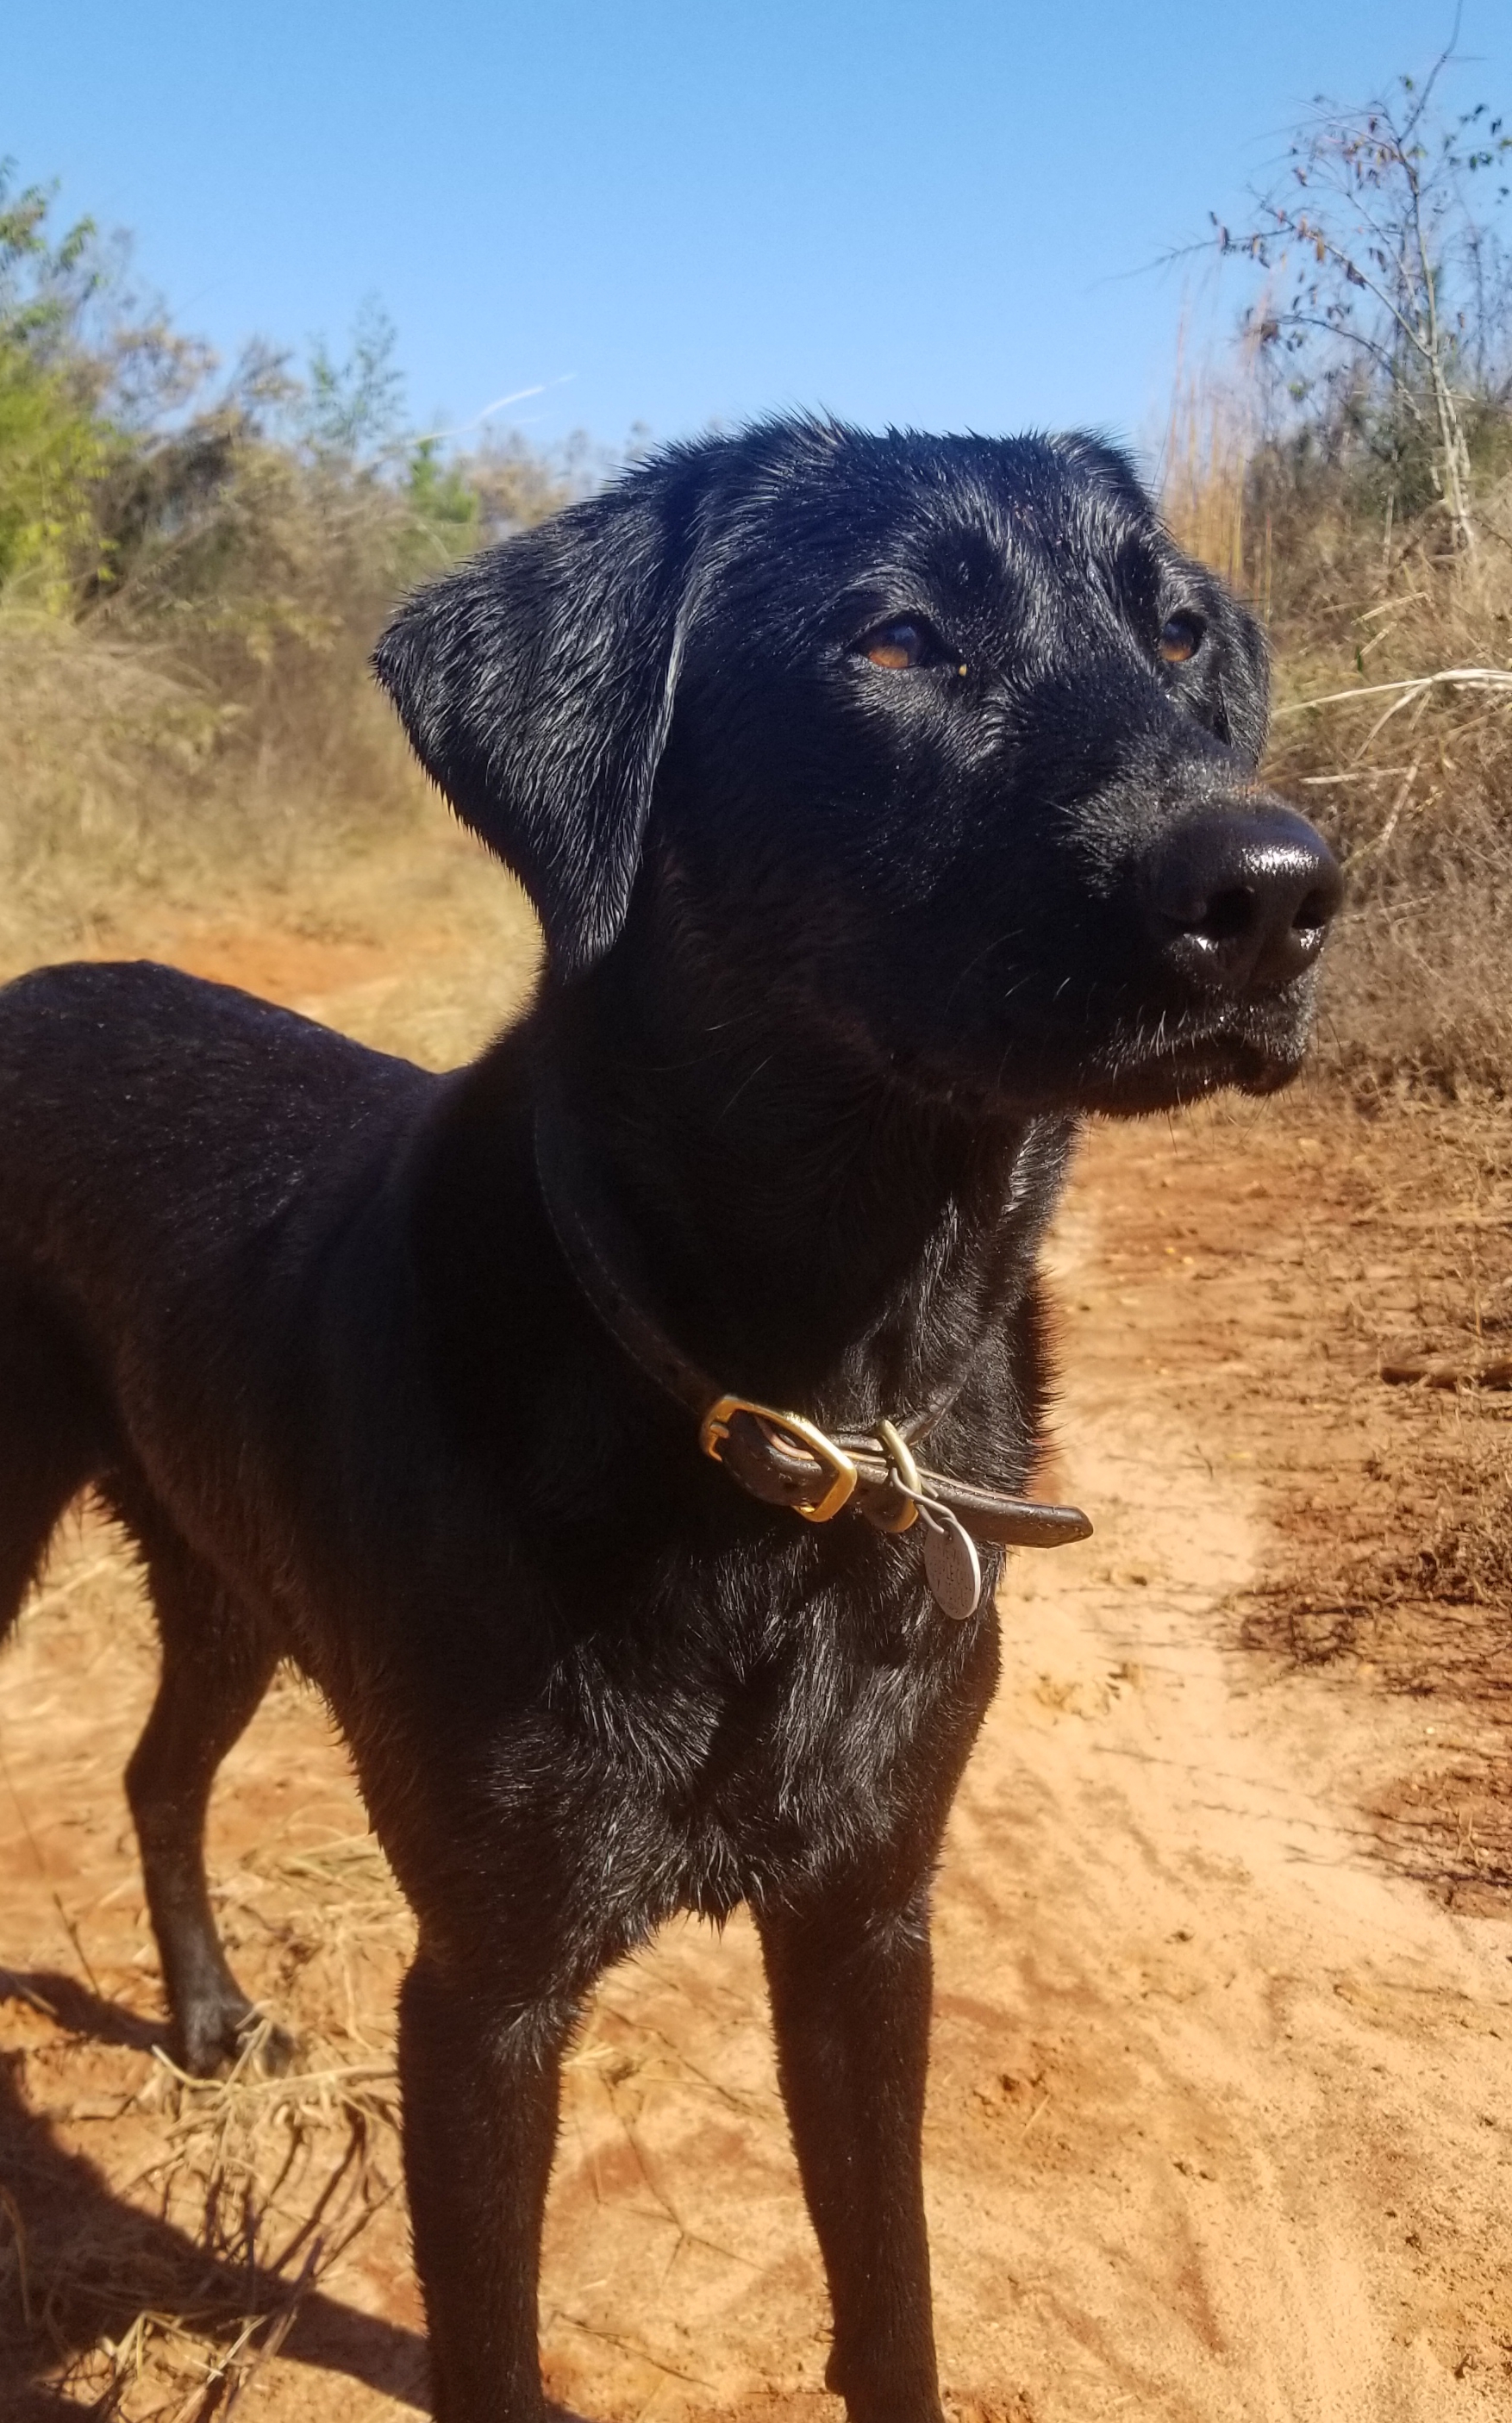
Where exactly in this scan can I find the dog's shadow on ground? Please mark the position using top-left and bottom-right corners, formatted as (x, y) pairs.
(0, 1972), (428, 2419)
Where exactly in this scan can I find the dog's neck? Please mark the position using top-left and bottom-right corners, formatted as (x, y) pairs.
(536, 935), (1074, 1427)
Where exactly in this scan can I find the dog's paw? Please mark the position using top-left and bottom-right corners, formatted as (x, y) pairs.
(175, 1996), (296, 2079)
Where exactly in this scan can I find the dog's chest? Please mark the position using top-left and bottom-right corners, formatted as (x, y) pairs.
(567, 1589), (990, 1921)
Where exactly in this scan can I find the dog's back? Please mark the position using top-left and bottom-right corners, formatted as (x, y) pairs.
(0, 959), (428, 1267)
(0, 959), (434, 1634)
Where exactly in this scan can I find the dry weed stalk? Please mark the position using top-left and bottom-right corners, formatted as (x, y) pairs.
(1159, 359), (1265, 604)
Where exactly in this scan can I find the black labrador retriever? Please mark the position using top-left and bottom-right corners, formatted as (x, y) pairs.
(0, 418), (1340, 2423)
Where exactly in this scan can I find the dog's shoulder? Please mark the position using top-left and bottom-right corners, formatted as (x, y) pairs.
(0, 959), (438, 1276)
(0, 958), (430, 1124)
(2, 955), (407, 1072)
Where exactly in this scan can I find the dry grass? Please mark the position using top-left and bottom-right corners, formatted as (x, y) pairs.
(2, 1780), (420, 2415)
(19, 2033), (405, 2420)
(1265, 510), (1512, 1093)
(1162, 375), (1512, 1096)
(0, 604), (434, 977)
(0, 370), (580, 979)
(0, 1539), (419, 2418)
(1159, 354), (1267, 604)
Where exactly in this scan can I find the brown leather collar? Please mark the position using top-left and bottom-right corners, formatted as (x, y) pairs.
(532, 1091), (1091, 1557)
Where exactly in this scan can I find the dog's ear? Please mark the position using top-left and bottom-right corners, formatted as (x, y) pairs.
(373, 465), (700, 975)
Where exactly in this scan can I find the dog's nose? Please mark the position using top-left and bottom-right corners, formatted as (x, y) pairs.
(1143, 805), (1343, 994)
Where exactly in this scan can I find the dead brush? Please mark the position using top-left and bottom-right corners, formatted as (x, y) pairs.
(234, 1825), (416, 2058)
(1264, 471), (1512, 1094)
(1161, 355), (1512, 1095)
(1159, 348), (1267, 605)
(0, 615), (222, 971)
(9, 2009), (404, 2419)
(0, 603), (434, 984)
(0, 232), (585, 983)
(0, 1594), (415, 2423)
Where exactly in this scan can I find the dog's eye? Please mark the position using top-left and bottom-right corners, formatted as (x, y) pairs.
(859, 619), (937, 671)
(1159, 612), (1205, 665)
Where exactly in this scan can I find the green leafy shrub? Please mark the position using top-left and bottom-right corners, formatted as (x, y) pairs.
(0, 169), (593, 962)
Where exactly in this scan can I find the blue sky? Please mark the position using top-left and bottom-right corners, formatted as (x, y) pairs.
(9, 3), (1508, 474)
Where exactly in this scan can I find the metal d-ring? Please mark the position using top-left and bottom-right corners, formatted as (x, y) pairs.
(872, 1417), (923, 1533)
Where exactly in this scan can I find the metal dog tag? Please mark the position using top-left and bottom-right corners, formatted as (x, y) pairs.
(919, 1503), (984, 1621)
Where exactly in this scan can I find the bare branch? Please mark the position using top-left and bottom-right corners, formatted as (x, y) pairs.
(1197, 49), (1509, 553)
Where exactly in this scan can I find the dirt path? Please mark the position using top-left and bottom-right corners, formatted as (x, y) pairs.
(3, 876), (1510, 2418)
(533, 1145), (1512, 2423)
(922, 1170), (1512, 2420)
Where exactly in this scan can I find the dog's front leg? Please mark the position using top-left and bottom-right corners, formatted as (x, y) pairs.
(757, 1885), (943, 2423)
(398, 1946), (578, 2423)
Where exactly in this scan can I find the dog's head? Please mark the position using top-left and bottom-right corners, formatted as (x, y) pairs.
(375, 418), (1340, 1115)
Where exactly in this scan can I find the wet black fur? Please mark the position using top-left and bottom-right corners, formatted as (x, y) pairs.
(0, 418), (1330, 2423)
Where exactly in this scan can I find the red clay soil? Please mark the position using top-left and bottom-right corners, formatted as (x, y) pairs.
(3, 872), (1510, 2420)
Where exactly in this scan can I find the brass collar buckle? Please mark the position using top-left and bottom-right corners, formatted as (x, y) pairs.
(699, 1395), (859, 1523)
